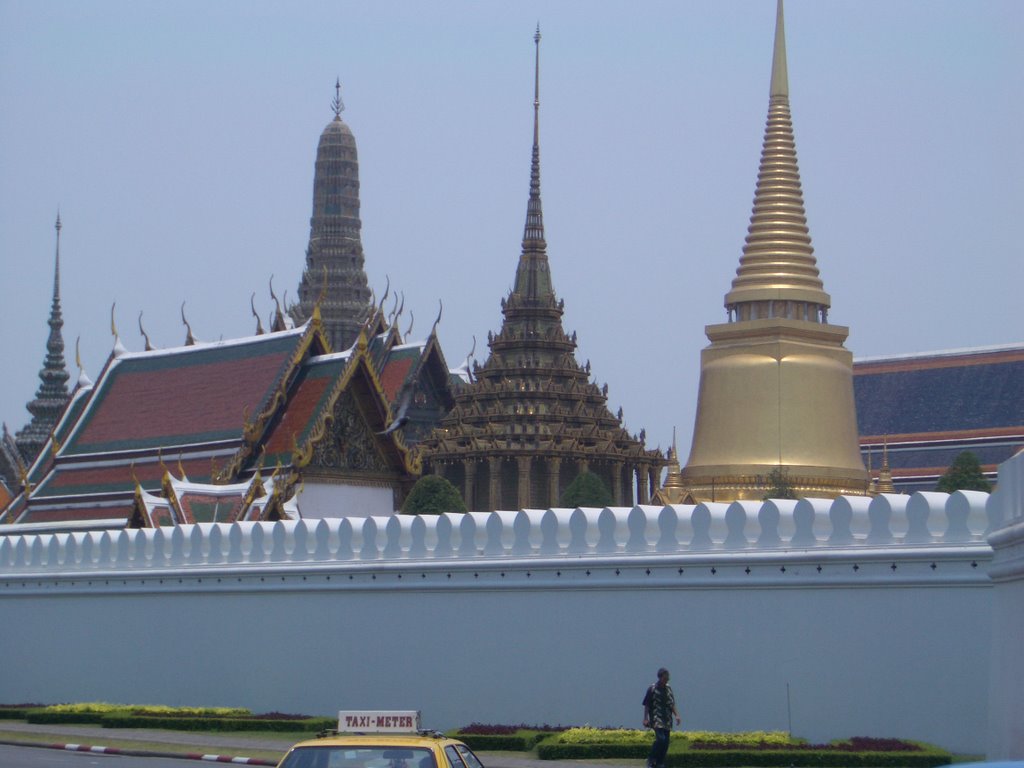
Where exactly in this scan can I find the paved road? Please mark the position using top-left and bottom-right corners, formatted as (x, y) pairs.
(0, 722), (645, 768)
(0, 743), (208, 768)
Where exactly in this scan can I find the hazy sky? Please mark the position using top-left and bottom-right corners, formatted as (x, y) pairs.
(1, 0), (1021, 460)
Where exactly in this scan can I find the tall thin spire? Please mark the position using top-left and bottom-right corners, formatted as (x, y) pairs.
(680, 0), (867, 503)
(292, 79), (372, 351)
(16, 213), (71, 464)
(514, 24), (551, 300)
(769, 0), (789, 97)
(725, 0), (830, 319)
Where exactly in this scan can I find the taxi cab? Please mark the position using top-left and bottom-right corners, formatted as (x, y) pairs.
(276, 710), (486, 768)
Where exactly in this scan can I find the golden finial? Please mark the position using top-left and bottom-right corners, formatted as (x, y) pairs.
(138, 311), (153, 351)
(251, 293), (265, 335)
(177, 454), (187, 480)
(378, 275), (390, 312)
(180, 302), (196, 345)
(404, 310), (415, 341)
(110, 302), (118, 339)
(388, 291), (399, 326)
(878, 436), (896, 494)
(430, 299), (443, 336)
(331, 77), (345, 118)
(269, 275), (286, 332)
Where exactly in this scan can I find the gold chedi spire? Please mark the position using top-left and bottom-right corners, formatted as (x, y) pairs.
(679, 0), (867, 503)
(725, 0), (829, 317)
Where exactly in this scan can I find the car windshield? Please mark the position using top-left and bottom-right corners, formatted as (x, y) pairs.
(279, 746), (438, 768)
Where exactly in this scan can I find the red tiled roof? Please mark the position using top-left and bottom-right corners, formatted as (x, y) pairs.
(64, 332), (307, 456)
(262, 359), (346, 460)
(380, 355), (416, 402)
(18, 504), (132, 524)
(32, 457), (215, 499)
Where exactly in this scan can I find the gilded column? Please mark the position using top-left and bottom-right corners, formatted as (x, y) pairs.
(517, 456), (532, 509)
(548, 456), (561, 507)
(611, 461), (623, 506)
(488, 456), (502, 512)
(464, 460), (477, 511)
(637, 462), (651, 504)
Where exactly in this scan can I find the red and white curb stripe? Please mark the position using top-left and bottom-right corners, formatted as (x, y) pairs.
(0, 739), (277, 765)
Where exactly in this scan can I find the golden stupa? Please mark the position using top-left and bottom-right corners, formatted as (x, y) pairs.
(679, 0), (869, 502)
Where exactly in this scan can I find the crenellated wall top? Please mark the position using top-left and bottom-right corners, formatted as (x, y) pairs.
(0, 491), (1002, 577)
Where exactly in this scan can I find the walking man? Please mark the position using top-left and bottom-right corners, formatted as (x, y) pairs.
(642, 667), (681, 768)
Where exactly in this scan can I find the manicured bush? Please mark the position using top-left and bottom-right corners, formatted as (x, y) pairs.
(0, 707), (42, 720)
(534, 728), (950, 766)
(26, 710), (107, 725)
(402, 475), (467, 514)
(449, 724), (567, 751)
(559, 472), (612, 508)
(98, 713), (334, 732)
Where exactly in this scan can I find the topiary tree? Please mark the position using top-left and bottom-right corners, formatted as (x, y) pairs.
(762, 466), (798, 500)
(936, 451), (992, 493)
(401, 474), (467, 514)
(559, 471), (613, 508)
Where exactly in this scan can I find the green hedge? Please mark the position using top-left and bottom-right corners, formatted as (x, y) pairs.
(26, 711), (107, 725)
(663, 749), (950, 768)
(536, 741), (950, 767)
(98, 714), (335, 732)
(0, 708), (39, 720)
(537, 741), (650, 760)
(448, 731), (549, 751)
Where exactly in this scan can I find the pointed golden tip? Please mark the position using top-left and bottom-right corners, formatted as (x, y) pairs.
(110, 302), (118, 338)
(770, 0), (789, 98)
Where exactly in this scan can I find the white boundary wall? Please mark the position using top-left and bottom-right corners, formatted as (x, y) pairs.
(2, 472), (1021, 756)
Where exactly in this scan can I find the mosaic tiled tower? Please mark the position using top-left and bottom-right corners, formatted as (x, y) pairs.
(420, 29), (663, 510)
(292, 81), (372, 351)
(679, 0), (868, 501)
(15, 213), (71, 466)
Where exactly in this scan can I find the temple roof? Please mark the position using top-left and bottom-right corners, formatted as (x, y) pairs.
(419, 29), (661, 470)
(854, 345), (1024, 439)
(61, 327), (314, 457)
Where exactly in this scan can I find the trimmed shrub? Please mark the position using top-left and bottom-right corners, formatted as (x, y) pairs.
(98, 714), (334, 732)
(402, 475), (467, 514)
(559, 472), (613, 508)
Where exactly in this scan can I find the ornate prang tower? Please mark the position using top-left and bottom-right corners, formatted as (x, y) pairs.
(16, 213), (71, 465)
(679, 0), (867, 502)
(292, 80), (372, 351)
(420, 29), (663, 511)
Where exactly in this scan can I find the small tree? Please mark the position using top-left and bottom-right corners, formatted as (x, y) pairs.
(762, 466), (798, 500)
(559, 471), (613, 508)
(401, 474), (467, 514)
(936, 451), (992, 493)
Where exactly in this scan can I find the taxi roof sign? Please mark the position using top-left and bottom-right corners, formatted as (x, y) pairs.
(338, 710), (422, 733)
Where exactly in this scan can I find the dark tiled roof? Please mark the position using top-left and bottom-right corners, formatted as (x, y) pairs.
(854, 348), (1024, 438)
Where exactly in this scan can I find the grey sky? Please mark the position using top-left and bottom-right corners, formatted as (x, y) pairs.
(1, 0), (1021, 460)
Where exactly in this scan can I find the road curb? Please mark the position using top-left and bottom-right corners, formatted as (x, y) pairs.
(0, 737), (278, 765)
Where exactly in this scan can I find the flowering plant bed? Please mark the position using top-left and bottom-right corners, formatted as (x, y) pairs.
(22, 703), (333, 732)
(534, 728), (951, 766)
